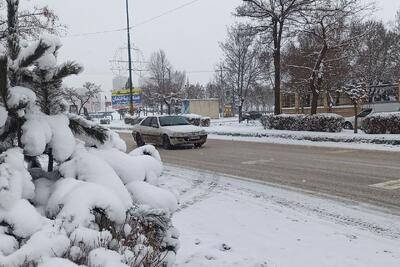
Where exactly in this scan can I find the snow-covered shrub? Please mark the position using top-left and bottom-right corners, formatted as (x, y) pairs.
(0, 2), (179, 266)
(261, 113), (344, 132)
(362, 112), (400, 134)
(181, 113), (211, 127)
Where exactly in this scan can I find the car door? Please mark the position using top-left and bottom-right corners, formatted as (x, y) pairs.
(138, 117), (153, 143)
(148, 117), (162, 144)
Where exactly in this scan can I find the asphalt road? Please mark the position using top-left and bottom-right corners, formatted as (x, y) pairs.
(119, 133), (400, 212)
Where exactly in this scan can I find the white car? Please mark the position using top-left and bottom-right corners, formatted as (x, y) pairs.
(131, 115), (208, 149)
(343, 108), (373, 130)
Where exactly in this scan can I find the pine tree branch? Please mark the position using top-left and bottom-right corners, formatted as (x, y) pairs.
(54, 61), (83, 80)
(68, 114), (109, 145)
(18, 39), (51, 68)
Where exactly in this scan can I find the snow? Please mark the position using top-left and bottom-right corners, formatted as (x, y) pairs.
(70, 227), (112, 250)
(7, 86), (37, 111)
(38, 258), (80, 267)
(160, 165), (400, 267)
(0, 224), (71, 266)
(129, 145), (163, 185)
(46, 178), (127, 233)
(21, 116), (52, 156)
(89, 148), (146, 184)
(126, 181), (178, 213)
(129, 144), (162, 162)
(1, 199), (44, 238)
(0, 106), (8, 128)
(0, 148), (35, 206)
(59, 147), (132, 209)
(33, 178), (55, 211)
(88, 248), (129, 267)
(47, 114), (76, 161)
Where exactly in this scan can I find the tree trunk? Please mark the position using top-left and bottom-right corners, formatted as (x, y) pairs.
(310, 91), (319, 115)
(48, 148), (54, 172)
(354, 104), (358, 134)
(273, 52), (281, 115)
(238, 104), (243, 123)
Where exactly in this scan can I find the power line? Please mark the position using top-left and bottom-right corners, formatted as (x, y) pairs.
(63, 0), (201, 38)
(133, 0), (200, 28)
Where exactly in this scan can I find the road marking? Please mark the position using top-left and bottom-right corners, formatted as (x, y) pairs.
(369, 179), (400, 190)
(241, 159), (274, 165)
(325, 150), (353, 154)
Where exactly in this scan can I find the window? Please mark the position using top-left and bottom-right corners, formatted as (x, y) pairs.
(150, 117), (159, 128)
(141, 117), (152, 127)
(159, 116), (190, 127)
(358, 108), (373, 118)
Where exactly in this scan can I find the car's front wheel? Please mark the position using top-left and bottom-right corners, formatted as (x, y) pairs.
(162, 134), (172, 150)
(135, 133), (145, 147)
(344, 121), (353, 130)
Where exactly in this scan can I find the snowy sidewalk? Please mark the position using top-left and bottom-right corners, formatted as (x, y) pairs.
(160, 165), (400, 267)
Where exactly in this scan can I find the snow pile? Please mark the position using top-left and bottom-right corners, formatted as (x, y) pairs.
(0, 144), (179, 266)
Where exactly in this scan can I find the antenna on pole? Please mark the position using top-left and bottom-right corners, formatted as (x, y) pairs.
(125, 0), (134, 114)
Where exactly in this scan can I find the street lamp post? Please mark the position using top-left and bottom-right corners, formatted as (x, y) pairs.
(125, 0), (134, 113)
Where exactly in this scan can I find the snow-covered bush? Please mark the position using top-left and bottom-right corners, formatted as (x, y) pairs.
(181, 113), (211, 127)
(261, 113), (344, 132)
(362, 112), (400, 134)
(0, 2), (179, 266)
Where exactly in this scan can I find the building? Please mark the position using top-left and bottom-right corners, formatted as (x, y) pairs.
(281, 83), (400, 117)
(182, 99), (220, 119)
(113, 75), (128, 90)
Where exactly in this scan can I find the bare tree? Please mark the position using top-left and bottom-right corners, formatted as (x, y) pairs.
(183, 82), (205, 100)
(0, 0), (65, 43)
(286, 0), (368, 114)
(145, 50), (186, 115)
(220, 24), (263, 122)
(349, 20), (400, 102)
(236, 0), (317, 115)
(63, 82), (101, 115)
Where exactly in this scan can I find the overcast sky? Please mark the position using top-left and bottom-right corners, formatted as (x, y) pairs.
(28, 0), (400, 93)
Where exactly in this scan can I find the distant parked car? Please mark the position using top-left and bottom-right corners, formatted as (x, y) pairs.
(243, 111), (263, 121)
(100, 118), (111, 124)
(131, 115), (207, 149)
(124, 116), (143, 125)
(343, 108), (373, 130)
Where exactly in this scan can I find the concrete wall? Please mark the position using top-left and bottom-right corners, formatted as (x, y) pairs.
(189, 99), (220, 119)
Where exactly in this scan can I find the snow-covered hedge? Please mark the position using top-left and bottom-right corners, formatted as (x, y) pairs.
(362, 112), (400, 134)
(181, 114), (211, 127)
(261, 113), (344, 133)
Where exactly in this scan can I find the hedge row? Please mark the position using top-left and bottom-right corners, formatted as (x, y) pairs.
(362, 112), (400, 134)
(261, 113), (344, 133)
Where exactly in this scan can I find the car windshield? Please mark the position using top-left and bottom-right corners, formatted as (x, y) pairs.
(358, 108), (373, 117)
(159, 116), (190, 126)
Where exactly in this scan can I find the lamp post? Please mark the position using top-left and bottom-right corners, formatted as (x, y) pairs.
(125, 0), (134, 113)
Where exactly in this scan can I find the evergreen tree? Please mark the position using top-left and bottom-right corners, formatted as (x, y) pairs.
(0, 2), (179, 266)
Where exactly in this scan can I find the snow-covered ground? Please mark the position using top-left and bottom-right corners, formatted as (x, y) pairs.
(160, 165), (400, 267)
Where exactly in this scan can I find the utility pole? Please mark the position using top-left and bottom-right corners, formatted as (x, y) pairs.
(125, 0), (134, 114)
